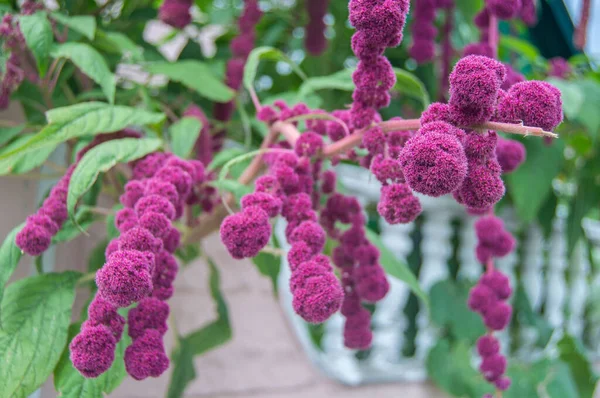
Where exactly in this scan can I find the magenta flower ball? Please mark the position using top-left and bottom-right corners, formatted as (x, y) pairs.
(220, 206), (271, 259)
(70, 325), (116, 378)
(124, 329), (170, 380)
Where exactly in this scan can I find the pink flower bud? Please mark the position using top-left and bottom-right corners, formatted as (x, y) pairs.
(87, 296), (126, 340)
(124, 329), (169, 380)
(477, 335), (500, 357)
(128, 297), (169, 339)
(479, 353), (507, 382)
(241, 192), (282, 218)
(70, 325), (116, 378)
(220, 206), (271, 259)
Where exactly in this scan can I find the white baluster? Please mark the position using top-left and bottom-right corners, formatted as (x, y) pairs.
(415, 200), (454, 359)
(457, 215), (480, 281)
(545, 217), (568, 328)
(369, 220), (414, 365)
(568, 241), (590, 338)
(522, 224), (545, 312)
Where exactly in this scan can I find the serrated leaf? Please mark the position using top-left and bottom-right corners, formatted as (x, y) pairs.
(506, 138), (564, 223)
(19, 12), (53, 77)
(54, 322), (130, 397)
(50, 13), (96, 40)
(0, 124), (25, 147)
(365, 228), (428, 306)
(0, 134), (57, 174)
(393, 68), (431, 109)
(145, 61), (235, 102)
(0, 271), (81, 397)
(0, 223), (24, 303)
(51, 43), (115, 103)
(243, 46), (307, 93)
(67, 138), (162, 222)
(169, 117), (202, 159)
(0, 103), (165, 175)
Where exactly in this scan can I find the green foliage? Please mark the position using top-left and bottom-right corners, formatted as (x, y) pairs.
(50, 13), (96, 40)
(506, 138), (565, 223)
(0, 272), (81, 397)
(429, 279), (485, 342)
(145, 61), (235, 103)
(19, 12), (53, 77)
(243, 46), (307, 93)
(0, 224), (24, 304)
(66, 137), (162, 222)
(252, 249), (281, 295)
(169, 117), (202, 159)
(51, 43), (116, 103)
(167, 259), (231, 398)
(0, 103), (165, 174)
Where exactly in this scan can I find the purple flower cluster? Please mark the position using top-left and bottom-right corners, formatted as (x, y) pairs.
(71, 153), (204, 379)
(214, 0), (262, 122)
(409, 0), (454, 64)
(304, 0), (330, 56)
(15, 130), (141, 256)
(348, 0), (409, 128)
(159, 0), (193, 29)
(474, 216), (515, 264)
(495, 137), (525, 173)
(468, 270), (513, 390)
(548, 57), (571, 79)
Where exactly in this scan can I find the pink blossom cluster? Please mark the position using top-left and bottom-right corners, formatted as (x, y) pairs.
(214, 0), (262, 122)
(409, 0), (454, 64)
(159, 0), (193, 29)
(348, 0), (410, 128)
(468, 270), (513, 390)
(0, 15), (27, 109)
(71, 153), (205, 380)
(548, 57), (571, 79)
(304, 0), (330, 56)
(15, 130), (141, 256)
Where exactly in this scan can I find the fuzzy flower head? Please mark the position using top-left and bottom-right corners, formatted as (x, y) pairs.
(449, 55), (506, 126)
(496, 137), (526, 173)
(454, 161), (505, 211)
(86, 296), (126, 340)
(132, 153), (171, 180)
(477, 335), (500, 357)
(128, 297), (170, 339)
(96, 250), (154, 307)
(15, 223), (52, 256)
(292, 273), (344, 323)
(241, 192), (282, 218)
(475, 216), (515, 263)
(400, 124), (468, 197)
(220, 206), (271, 259)
(420, 102), (453, 125)
(480, 353), (507, 382)
(343, 307), (373, 349)
(115, 208), (138, 234)
(354, 265), (389, 302)
(120, 181), (146, 208)
(290, 221), (326, 255)
(124, 329), (169, 380)
(496, 81), (563, 131)
(486, 0), (522, 19)
(159, 0), (192, 29)
(349, 0), (410, 47)
(145, 179), (180, 208)
(484, 301), (512, 330)
(377, 183), (422, 224)
(70, 325), (116, 378)
(548, 57), (571, 79)
(371, 155), (404, 185)
(295, 132), (324, 157)
(135, 195), (176, 221)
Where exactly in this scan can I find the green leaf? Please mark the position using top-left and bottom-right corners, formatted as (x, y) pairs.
(54, 322), (130, 397)
(499, 36), (541, 64)
(243, 46), (307, 93)
(429, 279), (486, 342)
(100, 31), (144, 61)
(512, 284), (553, 347)
(0, 134), (57, 174)
(52, 208), (98, 243)
(546, 78), (584, 120)
(566, 160), (600, 256)
(51, 43), (115, 103)
(0, 224), (24, 303)
(50, 13), (96, 40)
(557, 334), (599, 398)
(208, 147), (246, 171)
(0, 271), (81, 397)
(167, 259), (231, 398)
(393, 68), (431, 109)
(175, 244), (201, 266)
(67, 138), (162, 221)
(0, 124), (25, 147)
(211, 179), (253, 203)
(0, 103), (165, 175)
(427, 339), (492, 397)
(19, 12), (53, 77)
(365, 228), (428, 306)
(145, 61), (235, 103)
(169, 117), (202, 159)
(506, 138), (564, 223)
(298, 69), (355, 98)
(252, 252), (281, 295)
